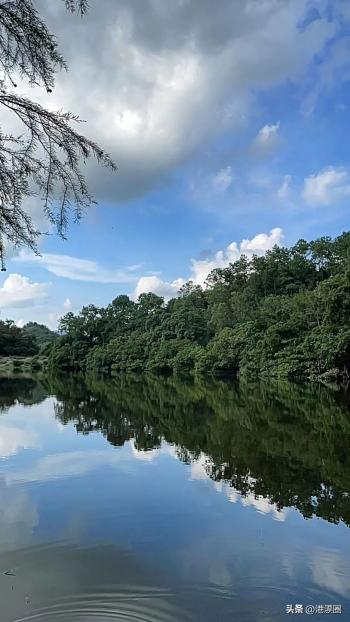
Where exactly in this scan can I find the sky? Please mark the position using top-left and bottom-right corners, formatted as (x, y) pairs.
(1, 0), (350, 328)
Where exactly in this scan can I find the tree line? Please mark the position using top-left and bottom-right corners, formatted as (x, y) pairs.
(45, 230), (350, 382)
(0, 320), (56, 356)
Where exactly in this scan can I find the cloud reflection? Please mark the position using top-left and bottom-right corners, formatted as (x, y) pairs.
(0, 425), (37, 459)
(190, 453), (288, 522)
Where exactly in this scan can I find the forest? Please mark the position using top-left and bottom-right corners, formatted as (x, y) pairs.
(0, 321), (56, 357)
(41, 230), (350, 383)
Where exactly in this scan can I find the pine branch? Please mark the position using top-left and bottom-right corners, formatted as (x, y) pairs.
(0, 1), (117, 267)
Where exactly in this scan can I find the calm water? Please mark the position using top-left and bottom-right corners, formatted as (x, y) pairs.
(0, 374), (349, 622)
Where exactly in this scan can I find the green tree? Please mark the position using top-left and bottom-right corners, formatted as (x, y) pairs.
(23, 322), (57, 349)
(47, 230), (350, 384)
(0, 319), (38, 356)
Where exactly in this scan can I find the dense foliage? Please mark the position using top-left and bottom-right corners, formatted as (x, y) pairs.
(0, 320), (57, 357)
(47, 231), (350, 382)
(0, 319), (39, 356)
(22, 322), (57, 350)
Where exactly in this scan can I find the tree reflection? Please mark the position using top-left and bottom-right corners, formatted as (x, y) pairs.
(0, 376), (47, 411)
(4, 372), (350, 526)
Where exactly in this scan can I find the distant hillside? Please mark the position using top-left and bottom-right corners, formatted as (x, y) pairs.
(23, 322), (58, 350)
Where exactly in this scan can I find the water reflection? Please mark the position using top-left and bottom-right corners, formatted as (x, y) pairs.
(0, 374), (349, 621)
(40, 373), (350, 527)
(0, 377), (47, 411)
(0, 544), (194, 622)
(0, 477), (39, 551)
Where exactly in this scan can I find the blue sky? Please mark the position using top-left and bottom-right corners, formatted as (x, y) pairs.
(1, 0), (350, 327)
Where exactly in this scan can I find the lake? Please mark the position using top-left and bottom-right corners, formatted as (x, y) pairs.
(0, 374), (349, 621)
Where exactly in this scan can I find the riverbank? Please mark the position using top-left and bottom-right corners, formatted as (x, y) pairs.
(0, 356), (343, 392)
(0, 355), (48, 374)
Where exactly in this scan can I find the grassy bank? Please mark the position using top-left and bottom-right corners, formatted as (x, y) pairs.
(0, 356), (48, 374)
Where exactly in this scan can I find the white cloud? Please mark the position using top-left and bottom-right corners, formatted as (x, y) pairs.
(63, 298), (72, 310)
(252, 121), (280, 153)
(20, 0), (336, 203)
(212, 166), (233, 192)
(240, 228), (283, 253)
(303, 166), (350, 206)
(0, 274), (50, 309)
(134, 276), (185, 300)
(277, 174), (291, 199)
(134, 227), (284, 298)
(13, 251), (139, 284)
(191, 227), (283, 286)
